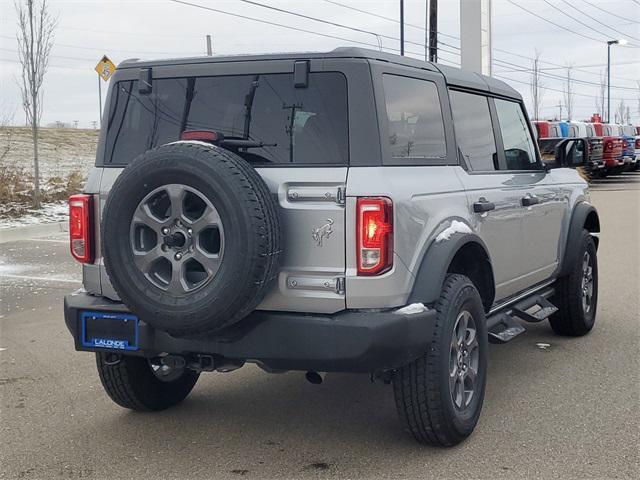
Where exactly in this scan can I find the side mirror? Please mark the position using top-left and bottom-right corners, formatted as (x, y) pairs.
(538, 138), (563, 169)
(565, 138), (586, 167)
(538, 138), (587, 169)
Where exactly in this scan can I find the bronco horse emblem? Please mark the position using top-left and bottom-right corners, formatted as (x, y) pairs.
(312, 219), (334, 247)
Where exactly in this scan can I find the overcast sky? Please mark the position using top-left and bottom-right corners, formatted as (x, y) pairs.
(1, 0), (638, 127)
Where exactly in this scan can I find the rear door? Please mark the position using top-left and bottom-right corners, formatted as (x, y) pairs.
(449, 89), (527, 302)
(97, 60), (353, 313)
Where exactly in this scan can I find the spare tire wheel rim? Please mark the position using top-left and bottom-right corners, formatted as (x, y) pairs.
(129, 183), (224, 294)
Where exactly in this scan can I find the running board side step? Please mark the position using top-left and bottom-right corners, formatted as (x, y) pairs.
(486, 287), (557, 344)
(487, 313), (526, 344)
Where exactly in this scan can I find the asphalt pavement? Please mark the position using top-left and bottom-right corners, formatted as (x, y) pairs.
(1, 172), (639, 479)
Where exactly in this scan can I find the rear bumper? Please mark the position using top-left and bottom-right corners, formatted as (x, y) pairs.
(64, 291), (436, 373)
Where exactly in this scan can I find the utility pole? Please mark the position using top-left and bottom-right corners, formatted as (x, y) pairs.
(428, 0), (438, 63)
(206, 35), (213, 56)
(558, 100), (563, 121)
(400, 0), (405, 55)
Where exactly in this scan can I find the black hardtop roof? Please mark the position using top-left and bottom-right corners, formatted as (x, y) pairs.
(118, 47), (521, 101)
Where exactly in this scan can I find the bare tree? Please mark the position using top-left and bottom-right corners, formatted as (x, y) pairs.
(595, 70), (606, 119)
(563, 65), (575, 122)
(15, 0), (57, 208)
(529, 50), (545, 121)
(615, 99), (626, 124)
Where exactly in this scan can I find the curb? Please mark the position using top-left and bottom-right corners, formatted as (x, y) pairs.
(0, 221), (68, 244)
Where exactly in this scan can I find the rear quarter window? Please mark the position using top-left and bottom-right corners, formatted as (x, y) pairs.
(382, 74), (446, 162)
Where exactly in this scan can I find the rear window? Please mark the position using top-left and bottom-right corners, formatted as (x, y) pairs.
(603, 125), (621, 136)
(104, 72), (348, 166)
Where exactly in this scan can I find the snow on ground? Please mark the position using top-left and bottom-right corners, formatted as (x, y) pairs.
(0, 202), (68, 229)
(2, 126), (98, 181)
(0, 127), (98, 229)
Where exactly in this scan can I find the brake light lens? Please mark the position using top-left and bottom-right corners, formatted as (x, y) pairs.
(357, 197), (393, 275)
(180, 130), (218, 142)
(604, 140), (613, 151)
(69, 194), (93, 263)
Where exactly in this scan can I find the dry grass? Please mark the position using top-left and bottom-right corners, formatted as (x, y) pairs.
(0, 126), (98, 219)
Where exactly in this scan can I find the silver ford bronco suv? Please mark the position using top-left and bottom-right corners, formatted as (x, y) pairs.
(64, 48), (600, 446)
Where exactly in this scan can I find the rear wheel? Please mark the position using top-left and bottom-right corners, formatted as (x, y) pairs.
(550, 229), (598, 336)
(96, 353), (200, 411)
(393, 274), (488, 446)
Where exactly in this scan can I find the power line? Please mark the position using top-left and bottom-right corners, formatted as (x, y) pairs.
(491, 56), (638, 92)
(320, 0), (425, 31)
(315, 2), (638, 83)
(234, 0), (447, 53)
(166, 0), (390, 50)
(545, 0), (640, 44)
(236, 0), (384, 48)
(0, 47), (95, 62)
(582, 0), (640, 23)
(506, 0), (639, 46)
(493, 73), (635, 102)
(559, 0), (640, 43)
(0, 34), (199, 56)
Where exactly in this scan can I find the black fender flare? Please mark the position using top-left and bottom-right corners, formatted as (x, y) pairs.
(407, 232), (494, 307)
(557, 202), (600, 277)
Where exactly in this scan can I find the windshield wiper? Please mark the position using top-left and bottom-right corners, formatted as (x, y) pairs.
(220, 138), (277, 149)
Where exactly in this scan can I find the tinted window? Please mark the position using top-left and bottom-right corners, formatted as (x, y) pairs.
(104, 72), (348, 165)
(494, 99), (539, 170)
(383, 75), (446, 160)
(449, 90), (498, 171)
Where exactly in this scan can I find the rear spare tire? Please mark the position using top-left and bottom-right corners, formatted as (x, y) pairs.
(102, 142), (282, 336)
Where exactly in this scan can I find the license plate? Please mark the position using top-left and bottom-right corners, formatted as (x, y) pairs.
(81, 311), (139, 351)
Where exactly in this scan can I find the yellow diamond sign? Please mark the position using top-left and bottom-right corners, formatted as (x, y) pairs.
(95, 55), (116, 82)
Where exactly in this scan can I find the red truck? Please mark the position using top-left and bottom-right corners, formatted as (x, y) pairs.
(590, 117), (624, 176)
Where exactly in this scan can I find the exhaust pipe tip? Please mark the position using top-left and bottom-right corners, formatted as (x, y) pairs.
(305, 371), (325, 385)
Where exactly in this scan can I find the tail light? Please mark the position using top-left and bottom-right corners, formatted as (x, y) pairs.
(69, 194), (93, 263)
(635, 139), (640, 149)
(357, 197), (393, 275)
(604, 140), (613, 151)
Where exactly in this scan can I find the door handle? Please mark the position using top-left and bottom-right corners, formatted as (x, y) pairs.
(473, 199), (496, 213)
(521, 196), (540, 207)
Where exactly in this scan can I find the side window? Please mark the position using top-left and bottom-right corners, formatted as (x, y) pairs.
(449, 90), (498, 171)
(494, 99), (539, 170)
(382, 74), (446, 160)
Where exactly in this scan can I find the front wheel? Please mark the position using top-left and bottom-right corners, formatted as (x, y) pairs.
(96, 353), (200, 411)
(393, 274), (488, 446)
(549, 229), (598, 336)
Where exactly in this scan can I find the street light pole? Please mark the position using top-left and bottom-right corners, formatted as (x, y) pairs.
(606, 39), (627, 123)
